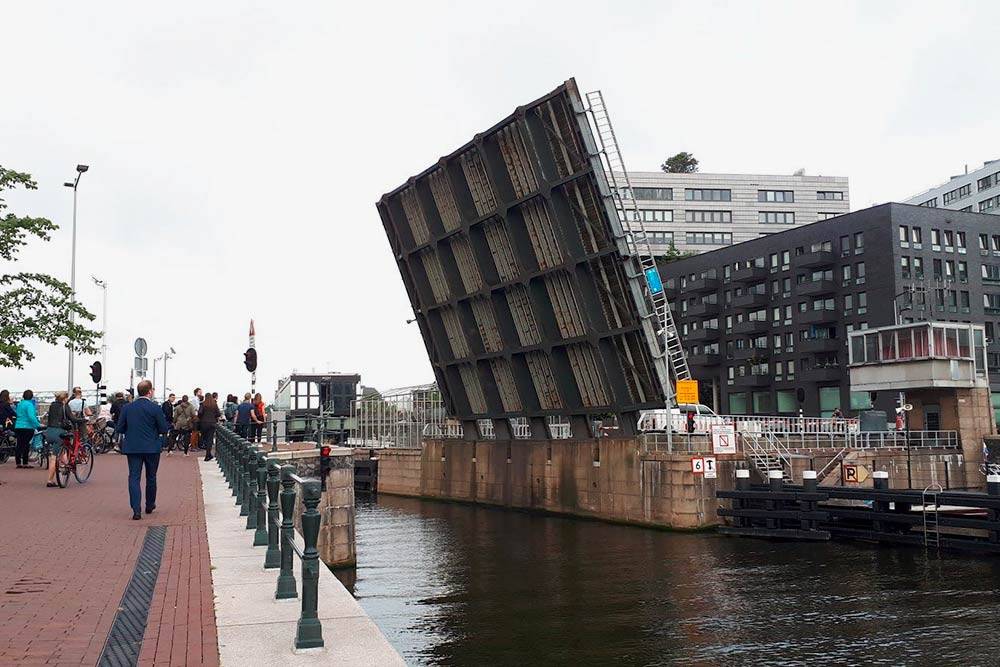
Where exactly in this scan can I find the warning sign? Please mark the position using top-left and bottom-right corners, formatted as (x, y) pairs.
(676, 379), (699, 405)
(691, 457), (705, 474)
(704, 456), (717, 479)
(711, 424), (736, 454)
(843, 464), (870, 484)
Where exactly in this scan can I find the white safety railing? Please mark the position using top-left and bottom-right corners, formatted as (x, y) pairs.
(639, 412), (860, 435)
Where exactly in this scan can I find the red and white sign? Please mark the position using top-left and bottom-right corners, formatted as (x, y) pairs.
(691, 457), (705, 474)
(711, 424), (736, 455)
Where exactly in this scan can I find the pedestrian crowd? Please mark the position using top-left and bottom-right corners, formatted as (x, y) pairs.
(2, 384), (269, 519)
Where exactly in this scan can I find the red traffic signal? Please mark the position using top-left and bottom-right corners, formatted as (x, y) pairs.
(243, 347), (257, 372)
(686, 411), (696, 434)
(89, 361), (103, 384)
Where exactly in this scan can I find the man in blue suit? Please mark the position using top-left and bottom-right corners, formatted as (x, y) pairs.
(116, 380), (169, 520)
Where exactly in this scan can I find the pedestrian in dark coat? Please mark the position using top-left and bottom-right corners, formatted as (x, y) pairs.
(115, 380), (169, 520)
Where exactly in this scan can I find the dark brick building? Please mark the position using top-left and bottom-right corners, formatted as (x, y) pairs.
(659, 203), (1000, 419)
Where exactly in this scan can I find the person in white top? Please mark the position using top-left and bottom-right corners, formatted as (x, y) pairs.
(190, 388), (203, 413)
(67, 387), (92, 419)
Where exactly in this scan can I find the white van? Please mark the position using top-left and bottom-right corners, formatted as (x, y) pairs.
(637, 404), (723, 433)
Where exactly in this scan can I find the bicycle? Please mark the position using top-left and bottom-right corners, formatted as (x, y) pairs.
(0, 428), (14, 464)
(55, 428), (95, 487)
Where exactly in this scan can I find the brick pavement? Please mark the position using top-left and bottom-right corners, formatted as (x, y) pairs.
(0, 452), (219, 666)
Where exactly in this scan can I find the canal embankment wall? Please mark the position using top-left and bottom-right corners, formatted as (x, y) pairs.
(368, 440), (973, 529)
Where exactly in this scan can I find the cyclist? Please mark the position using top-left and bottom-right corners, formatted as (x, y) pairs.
(0, 390), (15, 430)
(14, 390), (41, 468)
(44, 391), (77, 487)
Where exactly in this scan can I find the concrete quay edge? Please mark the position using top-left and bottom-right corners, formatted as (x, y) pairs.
(198, 460), (404, 666)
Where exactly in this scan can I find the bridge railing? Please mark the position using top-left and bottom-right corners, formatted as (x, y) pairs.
(215, 425), (324, 650)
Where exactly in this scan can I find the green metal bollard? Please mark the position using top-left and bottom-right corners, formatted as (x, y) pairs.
(275, 466), (298, 599)
(253, 452), (268, 545)
(264, 461), (281, 568)
(245, 445), (259, 528)
(236, 441), (248, 507)
(295, 480), (324, 650)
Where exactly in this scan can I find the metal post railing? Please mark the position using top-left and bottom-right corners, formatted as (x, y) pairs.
(252, 451), (268, 546)
(264, 461), (281, 568)
(275, 466), (298, 600)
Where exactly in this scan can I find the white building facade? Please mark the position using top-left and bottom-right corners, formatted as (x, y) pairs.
(905, 159), (1000, 215)
(624, 171), (850, 255)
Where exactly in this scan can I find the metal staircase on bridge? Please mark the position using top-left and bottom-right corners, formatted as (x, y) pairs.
(583, 90), (690, 401)
(740, 431), (793, 483)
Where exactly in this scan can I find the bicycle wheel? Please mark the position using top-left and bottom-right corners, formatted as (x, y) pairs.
(56, 455), (71, 488)
(74, 445), (94, 483)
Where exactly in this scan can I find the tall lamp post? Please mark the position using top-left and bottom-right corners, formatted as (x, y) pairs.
(64, 164), (89, 390)
(161, 347), (176, 401)
(91, 276), (107, 387)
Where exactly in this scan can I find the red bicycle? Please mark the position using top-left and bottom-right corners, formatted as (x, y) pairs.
(56, 428), (95, 487)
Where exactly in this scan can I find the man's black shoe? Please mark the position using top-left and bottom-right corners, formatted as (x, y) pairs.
(131, 513), (142, 520)
(145, 505), (156, 514)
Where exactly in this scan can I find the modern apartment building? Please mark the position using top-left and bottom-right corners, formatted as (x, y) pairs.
(658, 203), (1000, 420)
(626, 171), (850, 255)
(905, 159), (1000, 214)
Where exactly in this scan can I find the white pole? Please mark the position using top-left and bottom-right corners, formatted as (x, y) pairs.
(67, 185), (78, 391)
(101, 280), (107, 385)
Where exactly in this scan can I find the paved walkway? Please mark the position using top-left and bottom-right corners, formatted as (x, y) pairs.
(0, 452), (219, 665)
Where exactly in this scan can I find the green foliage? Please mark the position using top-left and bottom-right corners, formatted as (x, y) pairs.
(657, 243), (694, 264)
(660, 151), (699, 174)
(0, 165), (98, 368)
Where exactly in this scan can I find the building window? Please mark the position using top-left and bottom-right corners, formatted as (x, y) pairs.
(639, 209), (674, 222)
(843, 293), (853, 311)
(920, 197), (939, 208)
(810, 241), (832, 253)
(898, 226), (909, 246)
(977, 171), (1000, 192)
(817, 191), (844, 200)
(931, 229), (941, 248)
(841, 264), (852, 286)
(900, 256), (910, 279)
(753, 391), (773, 413)
(933, 259), (943, 281)
(818, 387), (842, 417)
(776, 390), (796, 413)
(817, 212), (841, 221)
(685, 231), (732, 245)
(685, 188), (731, 202)
(913, 257), (924, 280)
(957, 231), (967, 253)
(856, 262), (866, 284)
(911, 227), (922, 246)
(857, 291), (867, 315)
(853, 232), (864, 253)
(961, 206), (973, 212)
(943, 184), (972, 205)
(685, 210), (732, 223)
(944, 230), (954, 248)
(985, 294), (1000, 314)
(960, 290), (970, 312)
(758, 211), (795, 224)
(728, 392), (748, 414)
(633, 187), (673, 200)
(980, 196), (1000, 213)
(648, 231), (675, 246)
(758, 190), (794, 203)
(983, 264), (1000, 282)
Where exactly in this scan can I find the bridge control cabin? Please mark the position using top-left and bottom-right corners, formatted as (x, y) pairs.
(849, 322), (994, 487)
(273, 372), (360, 442)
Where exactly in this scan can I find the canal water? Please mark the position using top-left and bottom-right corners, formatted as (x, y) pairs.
(336, 495), (1000, 666)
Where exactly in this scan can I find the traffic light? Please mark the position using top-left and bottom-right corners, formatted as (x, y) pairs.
(89, 361), (103, 384)
(686, 411), (696, 434)
(244, 347), (258, 372)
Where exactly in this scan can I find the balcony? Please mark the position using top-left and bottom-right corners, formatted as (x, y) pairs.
(799, 337), (842, 353)
(732, 265), (768, 282)
(734, 319), (770, 335)
(733, 292), (769, 309)
(734, 347), (769, 361)
(687, 352), (721, 366)
(687, 301), (719, 317)
(799, 308), (838, 324)
(733, 373), (770, 387)
(688, 276), (719, 292)
(798, 366), (844, 382)
(797, 279), (837, 297)
(686, 327), (720, 342)
(798, 249), (835, 268)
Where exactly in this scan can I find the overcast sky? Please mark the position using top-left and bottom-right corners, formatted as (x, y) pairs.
(2, 1), (998, 400)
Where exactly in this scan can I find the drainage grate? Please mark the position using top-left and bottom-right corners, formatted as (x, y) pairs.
(98, 526), (167, 667)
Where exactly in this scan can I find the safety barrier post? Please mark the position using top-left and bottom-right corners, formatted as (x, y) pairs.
(253, 452), (268, 545)
(264, 461), (281, 568)
(245, 444), (260, 530)
(295, 480), (324, 650)
(275, 465), (298, 600)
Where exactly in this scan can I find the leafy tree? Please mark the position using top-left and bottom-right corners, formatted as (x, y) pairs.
(661, 152), (699, 174)
(0, 165), (98, 368)
(655, 244), (694, 265)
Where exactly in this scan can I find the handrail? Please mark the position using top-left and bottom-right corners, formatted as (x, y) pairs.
(215, 424), (325, 650)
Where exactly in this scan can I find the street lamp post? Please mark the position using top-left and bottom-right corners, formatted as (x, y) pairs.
(91, 276), (107, 387)
(161, 348), (176, 401)
(64, 164), (89, 391)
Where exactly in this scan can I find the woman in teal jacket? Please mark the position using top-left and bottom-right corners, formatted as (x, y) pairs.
(14, 389), (40, 468)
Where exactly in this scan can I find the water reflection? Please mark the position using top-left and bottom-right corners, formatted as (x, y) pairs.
(339, 495), (1000, 666)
